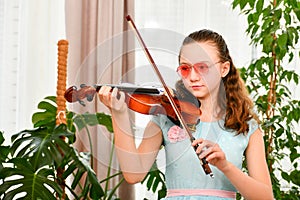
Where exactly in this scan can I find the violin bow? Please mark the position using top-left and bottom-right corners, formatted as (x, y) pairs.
(126, 15), (213, 178)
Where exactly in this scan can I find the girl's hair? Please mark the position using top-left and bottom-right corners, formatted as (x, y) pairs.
(176, 29), (259, 135)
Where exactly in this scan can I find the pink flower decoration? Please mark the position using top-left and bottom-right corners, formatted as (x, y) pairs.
(167, 125), (188, 143)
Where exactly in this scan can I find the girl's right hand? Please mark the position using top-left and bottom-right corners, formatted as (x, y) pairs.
(98, 86), (127, 113)
(192, 138), (229, 172)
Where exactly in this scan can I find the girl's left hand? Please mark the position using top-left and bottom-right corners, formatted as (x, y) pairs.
(192, 138), (229, 172)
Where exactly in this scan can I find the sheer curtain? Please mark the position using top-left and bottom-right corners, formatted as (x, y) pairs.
(0, 0), (65, 137)
(64, 0), (135, 199)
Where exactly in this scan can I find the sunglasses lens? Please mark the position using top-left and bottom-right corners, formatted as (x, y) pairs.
(177, 65), (190, 78)
(177, 62), (211, 77)
(194, 63), (209, 74)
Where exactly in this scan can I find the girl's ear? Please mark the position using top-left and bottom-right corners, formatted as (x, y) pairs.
(221, 61), (230, 77)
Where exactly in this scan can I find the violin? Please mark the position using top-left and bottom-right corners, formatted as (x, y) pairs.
(64, 84), (201, 126)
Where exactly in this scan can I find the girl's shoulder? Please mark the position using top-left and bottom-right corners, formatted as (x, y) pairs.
(246, 118), (260, 139)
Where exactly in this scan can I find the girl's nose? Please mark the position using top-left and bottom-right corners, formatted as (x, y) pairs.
(190, 67), (201, 81)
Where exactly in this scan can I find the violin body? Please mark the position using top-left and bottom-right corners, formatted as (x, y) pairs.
(125, 93), (200, 124)
(64, 84), (201, 125)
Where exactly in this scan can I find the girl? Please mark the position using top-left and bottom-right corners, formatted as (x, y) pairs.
(98, 29), (273, 199)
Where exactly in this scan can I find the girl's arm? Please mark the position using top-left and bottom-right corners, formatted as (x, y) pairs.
(194, 129), (273, 199)
(231, 128), (273, 199)
(99, 86), (163, 184)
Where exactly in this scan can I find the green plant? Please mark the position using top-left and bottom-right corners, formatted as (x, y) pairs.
(232, 0), (300, 199)
(141, 161), (166, 200)
(0, 96), (123, 199)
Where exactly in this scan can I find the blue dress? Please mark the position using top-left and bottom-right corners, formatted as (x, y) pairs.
(151, 115), (258, 200)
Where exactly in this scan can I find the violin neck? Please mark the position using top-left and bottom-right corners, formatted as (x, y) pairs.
(94, 84), (164, 94)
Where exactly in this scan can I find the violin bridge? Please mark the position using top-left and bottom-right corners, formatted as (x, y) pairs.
(187, 124), (196, 132)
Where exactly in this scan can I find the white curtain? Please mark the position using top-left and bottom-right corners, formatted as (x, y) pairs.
(64, 0), (135, 199)
(0, 0), (65, 137)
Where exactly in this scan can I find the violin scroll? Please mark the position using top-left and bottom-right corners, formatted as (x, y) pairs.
(64, 84), (97, 106)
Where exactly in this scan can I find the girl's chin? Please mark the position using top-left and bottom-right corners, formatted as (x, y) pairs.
(187, 87), (207, 98)
(191, 91), (206, 99)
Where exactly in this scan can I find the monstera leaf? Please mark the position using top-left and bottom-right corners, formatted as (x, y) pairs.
(70, 112), (113, 133)
(10, 124), (74, 170)
(0, 131), (10, 171)
(0, 125), (73, 199)
(142, 161), (166, 199)
(0, 157), (62, 200)
(31, 96), (57, 130)
(61, 150), (104, 199)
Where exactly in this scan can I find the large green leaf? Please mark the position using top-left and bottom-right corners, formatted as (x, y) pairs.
(61, 150), (104, 199)
(31, 96), (57, 130)
(71, 112), (113, 133)
(0, 131), (10, 171)
(96, 112), (113, 133)
(142, 161), (166, 199)
(0, 131), (10, 161)
(10, 124), (75, 170)
(0, 158), (63, 200)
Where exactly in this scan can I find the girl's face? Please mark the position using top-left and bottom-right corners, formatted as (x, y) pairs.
(178, 42), (229, 100)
